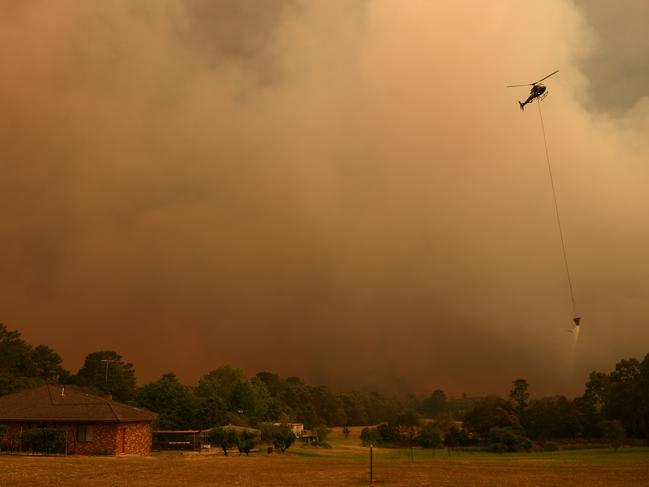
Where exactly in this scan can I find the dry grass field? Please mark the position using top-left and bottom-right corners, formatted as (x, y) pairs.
(1, 428), (648, 487)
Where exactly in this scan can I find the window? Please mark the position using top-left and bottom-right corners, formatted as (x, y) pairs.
(77, 424), (94, 442)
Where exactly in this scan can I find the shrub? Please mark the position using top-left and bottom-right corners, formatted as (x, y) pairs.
(207, 427), (238, 456)
(360, 427), (382, 447)
(600, 420), (625, 451)
(271, 425), (295, 453)
(417, 422), (443, 448)
(486, 427), (531, 453)
(376, 423), (400, 444)
(20, 428), (67, 454)
(541, 441), (559, 451)
(237, 430), (258, 456)
(313, 425), (330, 444)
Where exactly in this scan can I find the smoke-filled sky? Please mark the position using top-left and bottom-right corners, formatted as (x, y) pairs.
(2, 1), (649, 397)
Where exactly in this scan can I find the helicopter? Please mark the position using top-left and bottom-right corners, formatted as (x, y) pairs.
(507, 70), (559, 111)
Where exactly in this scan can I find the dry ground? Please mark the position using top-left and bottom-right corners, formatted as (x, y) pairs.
(1, 428), (648, 486)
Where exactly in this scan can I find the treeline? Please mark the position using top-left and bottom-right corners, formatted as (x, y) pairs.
(1, 323), (648, 446)
(0, 323), (428, 429)
(359, 357), (649, 451)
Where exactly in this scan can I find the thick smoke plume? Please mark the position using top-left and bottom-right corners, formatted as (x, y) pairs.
(2, 1), (649, 396)
(571, 0), (649, 115)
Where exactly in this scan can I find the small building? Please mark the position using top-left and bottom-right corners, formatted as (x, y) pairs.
(273, 422), (304, 437)
(152, 430), (201, 451)
(0, 384), (157, 455)
(299, 430), (318, 444)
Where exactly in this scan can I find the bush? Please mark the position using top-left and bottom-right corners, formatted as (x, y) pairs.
(417, 422), (443, 448)
(0, 425), (12, 452)
(376, 423), (400, 444)
(207, 427), (238, 455)
(600, 420), (625, 451)
(313, 425), (330, 444)
(486, 427), (531, 453)
(237, 430), (258, 456)
(271, 425), (295, 453)
(540, 441), (559, 451)
(360, 427), (382, 447)
(20, 428), (67, 454)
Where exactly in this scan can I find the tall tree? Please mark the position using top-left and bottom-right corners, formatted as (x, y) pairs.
(136, 373), (198, 429)
(31, 345), (68, 382)
(509, 379), (530, 413)
(419, 389), (447, 418)
(197, 365), (247, 408)
(74, 351), (136, 402)
(463, 396), (522, 439)
(0, 323), (35, 376)
(0, 324), (70, 395)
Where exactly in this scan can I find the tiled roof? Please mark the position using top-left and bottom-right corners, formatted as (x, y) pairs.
(0, 384), (157, 423)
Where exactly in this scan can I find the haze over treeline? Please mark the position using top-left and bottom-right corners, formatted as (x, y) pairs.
(2, 322), (649, 447)
(2, 1), (649, 396)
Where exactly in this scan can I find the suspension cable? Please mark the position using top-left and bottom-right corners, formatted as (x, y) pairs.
(536, 99), (577, 317)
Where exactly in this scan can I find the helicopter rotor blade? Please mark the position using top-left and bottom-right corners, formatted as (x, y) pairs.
(506, 83), (533, 88)
(533, 69), (559, 85)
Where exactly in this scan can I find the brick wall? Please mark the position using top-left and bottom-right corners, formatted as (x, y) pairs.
(1, 421), (153, 456)
(122, 422), (152, 455)
(73, 423), (117, 455)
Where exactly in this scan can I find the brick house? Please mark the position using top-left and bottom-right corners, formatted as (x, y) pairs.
(0, 384), (157, 455)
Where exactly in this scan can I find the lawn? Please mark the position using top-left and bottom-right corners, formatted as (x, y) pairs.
(1, 427), (648, 486)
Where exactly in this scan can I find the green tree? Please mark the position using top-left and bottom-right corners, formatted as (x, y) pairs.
(237, 430), (258, 456)
(360, 426), (382, 446)
(509, 379), (530, 414)
(270, 425), (295, 453)
(0, 324), (34, 376)
(136, 373), (198, 429)
(313, 424), (330, 444)
(463, 396), (522, 439)
(444, 425), (460, 453)
(585, 356), (648, 438)
(197, 366), (247, 406)
(417, 422), (443, 448)
(196, 395), (228, 429)
(74, 351), (136, 402)
(419, 390), (447, 418)
(390, 410), (421, 446)
(606, 358), (640, 435)
(340, 392), (369, 426)
(600, 420), (625, 451)
(636, 353), (649, 439)
(207, 427), (238, 455)
(0, 324), (70, 396)
(31, 345), (68, 382)
(231, 378), (274, 422)
(487, 426), (532, 453)
(256, 371), (284, 396)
